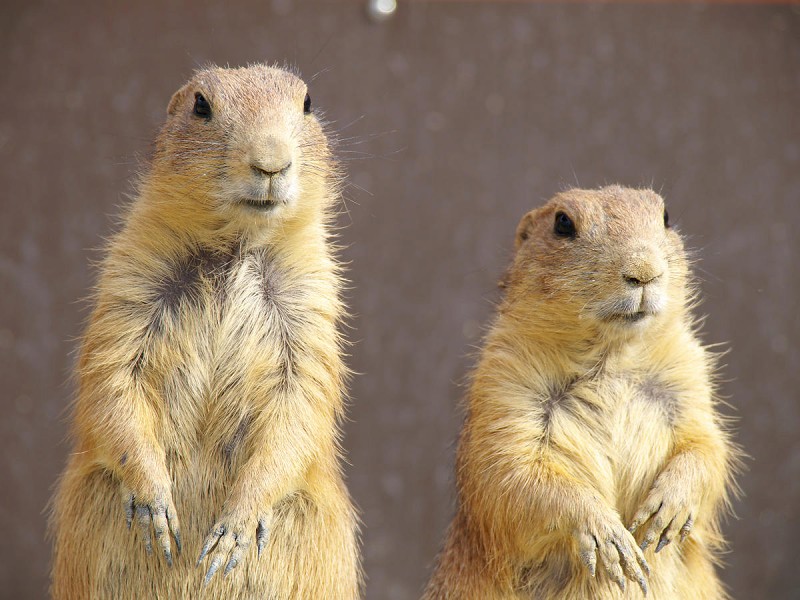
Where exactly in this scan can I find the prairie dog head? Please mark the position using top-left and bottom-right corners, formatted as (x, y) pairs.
(153, 64), (334, 229)
(506, 186), (690, 337)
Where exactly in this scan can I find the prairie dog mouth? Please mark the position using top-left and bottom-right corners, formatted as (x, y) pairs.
(604, 311), (650, 324)
(238, 197), (280, 211)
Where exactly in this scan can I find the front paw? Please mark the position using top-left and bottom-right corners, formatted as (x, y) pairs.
(197, 509), (272, 584)
(576, 513), (650, 595)
(629, 477), (697, 553)
(120, 481), (182, 566)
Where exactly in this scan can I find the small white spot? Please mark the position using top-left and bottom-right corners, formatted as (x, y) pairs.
(367, 0), (396, 22)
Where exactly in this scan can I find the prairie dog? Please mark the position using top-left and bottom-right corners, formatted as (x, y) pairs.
(50, 64), (361, 599)
(424, 186), (738, 599)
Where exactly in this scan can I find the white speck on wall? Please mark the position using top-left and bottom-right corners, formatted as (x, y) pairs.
(367, 0), (397, 23)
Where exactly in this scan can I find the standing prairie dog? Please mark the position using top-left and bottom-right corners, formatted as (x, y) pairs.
(50, 64), (361, 599)
(424, 186), (738, 599)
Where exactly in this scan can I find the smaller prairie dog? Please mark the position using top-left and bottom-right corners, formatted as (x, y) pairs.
(425, 186), (738, 599)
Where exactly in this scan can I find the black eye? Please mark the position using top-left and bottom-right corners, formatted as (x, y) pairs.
(554, 211), (576, 238)
(303, 92), (312, 114)
(663, 208), (670, 228)
(193, 92), (212, 119)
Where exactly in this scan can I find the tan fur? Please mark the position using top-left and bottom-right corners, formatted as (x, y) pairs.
(50, 64), (361, 599)
(424, 186), (738, 600)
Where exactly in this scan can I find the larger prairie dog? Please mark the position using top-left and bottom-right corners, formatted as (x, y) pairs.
(424, 186), (738, 599)
(51, 64), (361, 599)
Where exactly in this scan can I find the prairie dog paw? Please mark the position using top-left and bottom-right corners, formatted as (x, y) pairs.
(197, 509), (273, 584)
(120, 482), (182, 566)
(576, 514), (650, 596)
(629, 480), (697, 553)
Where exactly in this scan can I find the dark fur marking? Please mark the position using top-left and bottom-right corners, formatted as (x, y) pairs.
(222, 414), (253, 471)
(130, 347), (146, 378)
(539, 378), (603, 432)
(150, 245), (237, 330)
(638, 377), (678, 422)
(120, 452), (128, 466)
(540, 387), (568, 431)
(254, 251), (299, 386)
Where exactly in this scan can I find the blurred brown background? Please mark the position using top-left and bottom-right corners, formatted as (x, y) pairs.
(1, 1), (798, 598)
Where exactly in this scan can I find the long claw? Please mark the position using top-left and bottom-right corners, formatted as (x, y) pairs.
(610, 566), (626, 592)
(166, 505), (182, 555)
(174, 530), (183, 555)
(638, 576), (649, 597)
(124, 495), (134, 530)
(197, 526), (224, 566)
(136, 505), (153, 554)
(204, 556), (223, 585)
(638, 552), (651, 577)
(224, 557), (239, 576)
(680, 516), (694, 542)
(577, 532), (597, 577)
(151, 505), (173, 566)
(256, 519), (269, 557)
(656, 533), (671, 553)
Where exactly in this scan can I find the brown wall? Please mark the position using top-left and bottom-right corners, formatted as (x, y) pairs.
(1, 1), (798, 598)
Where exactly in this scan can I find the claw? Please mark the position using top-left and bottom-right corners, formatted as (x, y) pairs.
(124, 495), (134, 530)
(174, 530), (183, 555)
(680, 516), (694, 542)
(224, 557), (238, 576)
(166, 505), (182, 555)
(256, 518), (269, 557)
(639, 554), (651, 577)
(656, 534), (671, 553)
(197, 526), (224, 566)
(581, 551), (596, 577)
(638, 576), (648, 597)
(136, 505), (153, 554)
(204, 556), (223, 586)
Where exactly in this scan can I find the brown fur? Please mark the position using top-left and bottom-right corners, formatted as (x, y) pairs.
(50, 64), (361, 599)
(424, 186), (738, 599)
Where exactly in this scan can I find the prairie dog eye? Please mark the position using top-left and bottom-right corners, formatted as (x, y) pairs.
(554, 211), (576, 238)
(663, 208), (670, 228)
(303, 92), (312, 114)
(193, 92), (212, 119)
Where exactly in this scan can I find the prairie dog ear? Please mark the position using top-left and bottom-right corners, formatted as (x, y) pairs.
(514, 209), (540, 250)
(167, 83), (190, 116)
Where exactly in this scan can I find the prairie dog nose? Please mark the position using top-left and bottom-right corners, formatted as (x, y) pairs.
(249, 135), (292, 177)
(622, 250), (666, 286)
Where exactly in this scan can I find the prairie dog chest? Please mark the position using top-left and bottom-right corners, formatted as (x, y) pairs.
(145, 247), (318, 420)
(603, 373), (677, 502)
(547, 373), (677, 500)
